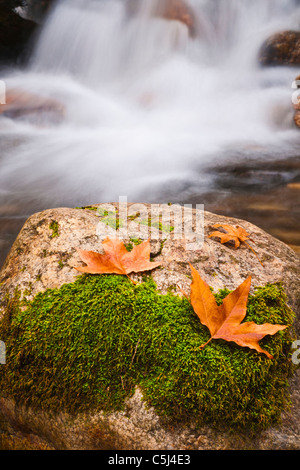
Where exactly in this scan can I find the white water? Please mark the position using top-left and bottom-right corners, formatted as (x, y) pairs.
(1, 0), (300, 208)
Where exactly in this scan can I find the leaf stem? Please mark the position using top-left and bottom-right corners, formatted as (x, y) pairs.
(199, 337), (213, 349)
(126, 274), (137, 285)
(176, 284), (191, 303)
(242, 241), (264, 267)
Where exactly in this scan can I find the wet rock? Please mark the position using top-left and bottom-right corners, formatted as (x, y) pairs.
(259, 30), (300, 67)
(0, 89), (65, 125)
(0, 5), (37, 65)
(126, 0), (197, 37)
(0, 203), (299, 450)
(294, 111), (300, 127)
(153, 0), (196, 37)
(25, 0), (53, 23)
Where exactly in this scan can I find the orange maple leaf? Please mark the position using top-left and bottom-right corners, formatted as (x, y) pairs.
(209, 223), (263, 267)
(188, 264), (287, 359)
(75, 238), (160, 279)
(209, 224), (250, 248)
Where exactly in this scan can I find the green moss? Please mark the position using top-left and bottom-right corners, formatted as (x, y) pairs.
(128, 212), (140, 221)
(100, 216), (123, 230)
(49, 220), (59, 238)
(0, 276), (296, 431)
(125, 238), (144, 252)
(83, 206), (98, 212)
(94, 207), (123, 230)
(130, 237), (143, 246)
(75, 205), (98, 212)
(138, 218), (174, 233)
(96, 208), (115, 217)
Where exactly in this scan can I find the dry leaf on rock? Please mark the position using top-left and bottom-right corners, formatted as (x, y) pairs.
(188, 264), (287, 359)
(209, 223), (263, 266)
(75, 238), (161, 277)
(209, 224), (251, 248)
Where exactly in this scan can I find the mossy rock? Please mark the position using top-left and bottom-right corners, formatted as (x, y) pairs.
(0, 274), (296, 433)
(0, 205), (299, 449)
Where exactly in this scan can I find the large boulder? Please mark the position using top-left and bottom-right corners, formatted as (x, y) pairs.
(259, 30), (300, 67)
(0, 203), (299, 450)
(1, 203), (299, 316)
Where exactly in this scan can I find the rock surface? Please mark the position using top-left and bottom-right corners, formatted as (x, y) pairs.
(0, 203), (299, 450)
(259, 30), (300, 67)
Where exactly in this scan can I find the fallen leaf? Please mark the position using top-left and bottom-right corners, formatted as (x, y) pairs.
(209, 224), (251, 248)
(75, 238), (161, 279)
(189, 264), (287, 359)
(208, 223), (263, 266)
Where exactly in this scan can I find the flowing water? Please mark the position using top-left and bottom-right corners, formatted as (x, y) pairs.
(1, 0), (300, 265)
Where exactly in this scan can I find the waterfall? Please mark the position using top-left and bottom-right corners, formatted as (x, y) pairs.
(0, 0), (300, 208)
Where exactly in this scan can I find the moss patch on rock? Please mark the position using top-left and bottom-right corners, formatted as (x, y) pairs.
(0, 275), (297, 431)
(49, 220), (59, 238)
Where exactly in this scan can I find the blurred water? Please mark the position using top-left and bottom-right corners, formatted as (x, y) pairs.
(0, 0), (300, 263)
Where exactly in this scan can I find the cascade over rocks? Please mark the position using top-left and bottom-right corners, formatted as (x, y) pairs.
(0, 204), (299, 450)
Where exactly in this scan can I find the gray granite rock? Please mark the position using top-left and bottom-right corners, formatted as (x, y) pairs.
(0, 203), (299, 450)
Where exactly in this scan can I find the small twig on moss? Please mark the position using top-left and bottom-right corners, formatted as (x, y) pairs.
(121, 376), (125, 390)
(131, 339), (141, 366)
